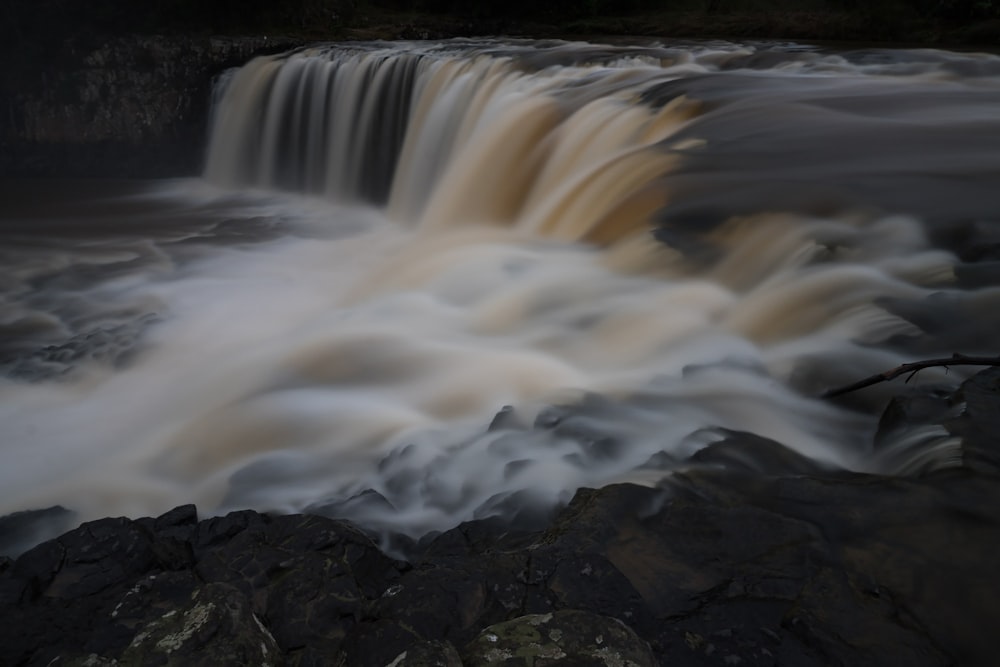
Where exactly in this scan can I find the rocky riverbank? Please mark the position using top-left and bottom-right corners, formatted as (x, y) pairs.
(3, 369), (999, 666)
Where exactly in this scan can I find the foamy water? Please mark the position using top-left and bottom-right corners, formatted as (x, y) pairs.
(2, 39), (999, 543)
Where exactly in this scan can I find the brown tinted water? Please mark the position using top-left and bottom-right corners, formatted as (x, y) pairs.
(2, 39), (998, 543)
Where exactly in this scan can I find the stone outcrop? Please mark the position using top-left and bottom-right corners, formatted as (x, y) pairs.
(462, 610), (658, 666)
(3, 470), (998, 664)
(1, 35), (301, 177)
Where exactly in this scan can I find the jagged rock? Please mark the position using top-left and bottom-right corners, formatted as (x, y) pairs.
(387, 639), (464, 666)
(0, 507), (405, 665)
(691, 429), (836, 475)
(192, 512), (407, 658)
(339, 619), (426, 667)
(0, 505), (77, 559)
(462, 610), (657, 666)
(488, 405), (527, 432)
(946, 366), (1000, 473)
(118, 582), (279, 666)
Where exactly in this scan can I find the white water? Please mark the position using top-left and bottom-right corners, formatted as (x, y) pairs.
(3, 40), (999, 542)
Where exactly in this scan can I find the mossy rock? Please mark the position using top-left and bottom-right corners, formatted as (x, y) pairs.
(118, 582), (279, 666)
(386, 640), (464, 667)
(462, 610), (657, 666)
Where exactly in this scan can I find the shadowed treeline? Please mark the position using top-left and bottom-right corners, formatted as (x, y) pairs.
(3, 0), (999, 47)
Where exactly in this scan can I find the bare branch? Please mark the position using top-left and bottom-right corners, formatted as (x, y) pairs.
(821, 354), (1000, 399)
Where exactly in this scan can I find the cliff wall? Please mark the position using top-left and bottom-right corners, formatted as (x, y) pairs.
(1, 35), (300, 177)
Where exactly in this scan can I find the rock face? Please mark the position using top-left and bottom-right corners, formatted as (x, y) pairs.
(463, 610), (657, 666)
(0, 506), (76, 560)
(2, 371), (999, 666)
(0, 35), (301, 177)
(3, 475), (999, 665)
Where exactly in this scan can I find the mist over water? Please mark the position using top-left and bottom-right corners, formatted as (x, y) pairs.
(3, 40), (999, 544)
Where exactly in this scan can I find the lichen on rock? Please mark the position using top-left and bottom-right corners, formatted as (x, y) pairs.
(119, 582), (279, 666)
(462, 610), (657, 667)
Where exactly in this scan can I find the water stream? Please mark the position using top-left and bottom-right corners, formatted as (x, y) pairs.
(3, 39), (999, 543)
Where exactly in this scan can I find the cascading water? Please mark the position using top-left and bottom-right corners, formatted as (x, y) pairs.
(3, 40), (1000, 548)
(204, 42), (697, 238)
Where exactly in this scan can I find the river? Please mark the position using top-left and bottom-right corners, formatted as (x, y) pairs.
(2, 39), (999, 544)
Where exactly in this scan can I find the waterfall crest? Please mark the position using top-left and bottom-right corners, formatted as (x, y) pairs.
(205, 43), (703, 244)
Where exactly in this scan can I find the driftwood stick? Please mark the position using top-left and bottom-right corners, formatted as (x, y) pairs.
(822, 354), (1000, 398)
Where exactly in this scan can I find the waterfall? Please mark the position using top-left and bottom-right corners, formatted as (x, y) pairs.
(205, 42), (700, 242)
(4, 40), (1000, 543)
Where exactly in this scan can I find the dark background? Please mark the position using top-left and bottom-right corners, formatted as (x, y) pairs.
(3, 0), (999, 48)
(1, 0), (996, 178)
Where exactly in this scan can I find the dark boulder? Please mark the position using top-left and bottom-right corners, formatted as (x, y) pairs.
(462, 610), (658, 666)
(946, 366), (1000, 473)
(0, 505), (77, 559)
(117, 581), (279, 666)
(389, 639), (464, 666)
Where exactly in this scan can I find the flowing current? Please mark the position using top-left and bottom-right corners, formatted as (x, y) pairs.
(3, 40), (1000, 547)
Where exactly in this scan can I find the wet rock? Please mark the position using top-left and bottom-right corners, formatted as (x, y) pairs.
(880, 292), (1000, 355)
(666, 471), (997, 665)
(153, 504), (199, 531)
(874, 383), (960, 447)
(472, 490), (564, 533)
(0, 515), (167, 665)
(3, 313), (163, 381)
(387, 639), (464, 667)
(340, 619), (425, 667)
(119, 582), (279, 666)
(781, 566), (947, 666)
(0, 508), (406, 665)
(691, 429), (835, 475)
(374, 566), (491, 646)
(309, 487), (397, 521)
(192, 513), (405, 656)
(489, 405), (528, 432)
(946, 366), (1000, 473)
(462, 610), (657, 666)
(530, 549), (654, 634)
(30, 515), (158, 599)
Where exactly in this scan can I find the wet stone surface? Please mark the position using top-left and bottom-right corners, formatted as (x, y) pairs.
(462, 610), (658, 666)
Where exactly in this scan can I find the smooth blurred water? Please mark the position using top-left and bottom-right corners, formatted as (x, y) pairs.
(2, 40), (998, 542)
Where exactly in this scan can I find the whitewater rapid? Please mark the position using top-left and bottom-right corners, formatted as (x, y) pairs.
(2, 39), (999, 543)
